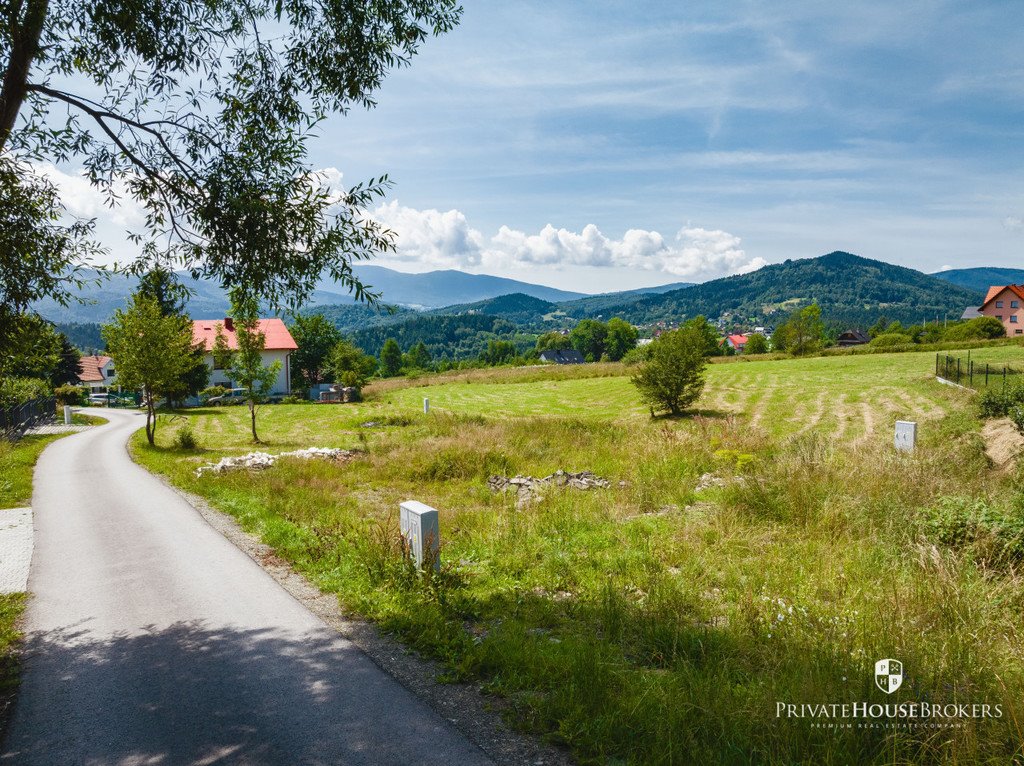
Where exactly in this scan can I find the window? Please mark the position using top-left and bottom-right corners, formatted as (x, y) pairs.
(997, 315), (1003, 321)
(997, 301), (1004, 308)
(1012, 316), (1018, 323)
(1017, 330), (1023, 335)
(1013, 301), (1020, 308)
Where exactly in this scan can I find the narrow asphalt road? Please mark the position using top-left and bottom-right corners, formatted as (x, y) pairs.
(1, 409), (493, 766)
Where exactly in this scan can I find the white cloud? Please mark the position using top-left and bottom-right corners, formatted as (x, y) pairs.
(1004, 215), (1023, 231)
(33, 163), (145, 228)
(371, 201), (764, 281)
(372, 200), (485, 268)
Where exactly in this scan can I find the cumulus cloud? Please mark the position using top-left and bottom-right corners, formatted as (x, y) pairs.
(1004, 215), (1023, 231)
(33, 162), (145, 228)
(371, 201), (765, 281)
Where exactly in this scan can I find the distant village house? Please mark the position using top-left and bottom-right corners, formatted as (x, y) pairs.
(192, 318), (297, 394)
(725, 334), (748, 353)
(836, 329), (870, 347)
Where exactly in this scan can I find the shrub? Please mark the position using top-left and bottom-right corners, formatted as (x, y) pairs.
(869, 332), (913, 347)
(0, 377), (51, 408)
(978, 384), (1024, 419)
(199, 385), (227, 404)
(630, 327), (707, 416)
(54, 384), (87, 406)
(173, 424), (198, 450)
(280, 394), (308, 404)
(923, 495), (1024, 565)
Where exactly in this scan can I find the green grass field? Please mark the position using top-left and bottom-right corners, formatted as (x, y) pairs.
(134, 347), (1024, 765)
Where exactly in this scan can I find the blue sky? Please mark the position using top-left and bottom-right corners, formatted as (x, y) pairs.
(49, 1), (1024, 293)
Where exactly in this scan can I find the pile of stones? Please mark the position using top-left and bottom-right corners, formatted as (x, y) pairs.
(488, 470), (610, 508)
(196, 447), (355, 477)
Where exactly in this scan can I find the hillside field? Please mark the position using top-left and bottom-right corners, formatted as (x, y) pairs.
(134, 346), (1024, 765)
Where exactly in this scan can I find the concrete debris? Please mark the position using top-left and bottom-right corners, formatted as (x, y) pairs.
(487, 470), (611, 508)
(196, 447), (356, 477)
(695, 472), (727, 492)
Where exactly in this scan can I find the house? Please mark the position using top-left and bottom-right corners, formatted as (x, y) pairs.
(78, 355), (117, 391)
(977, 285), (1024, 337)
(539, 349), (585, 364)
(836, 329), (870, 347)
(961, 307), (983, 320)
(725, 334), (748, 353)
(191, 317), (297, 394)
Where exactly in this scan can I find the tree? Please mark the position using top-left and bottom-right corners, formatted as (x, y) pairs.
(0, 312), (78, 386)
(226, 293), (281, 443)
(536, 332), (573, 352)
(944, 316), (1006, 341)
(102, 294), (197, 445)
(775, 304), (825, 356)
(480, 339), (517, 366)
(137, 267), (209, 402)
(1, 0), (461, 310)
(570, 319), (608, 362)
(327, 339), (378, 389)
(212, 324), (234, 372)
(380, 338), (403, 377)
(682, 315), (722, 357)
(404, 341), (432, 371)
(289, 314), (343, 391)
(744, 333), (769, 355)
(0, 158), (100, 359)
(604, 318), (638, 361)
(630, 326), (708, 416)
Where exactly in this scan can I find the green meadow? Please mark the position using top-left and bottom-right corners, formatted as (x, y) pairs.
(133, 346), (1024, 765)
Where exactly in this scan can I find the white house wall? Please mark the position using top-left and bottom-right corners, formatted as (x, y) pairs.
(205, 351), (291, 394)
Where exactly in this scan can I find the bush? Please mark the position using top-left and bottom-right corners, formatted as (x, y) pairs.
(0, 377), (51, 408)
(870, 332), (913, 347)
(53, 384), (87, 406)
(199, 385), (227, 404)
(173, 424), (198, 450)
(978, 384), (1024, 419)
(630, 327), (708, 416)
(924, 496), (1024, 565)
(280, 394), (308, 404)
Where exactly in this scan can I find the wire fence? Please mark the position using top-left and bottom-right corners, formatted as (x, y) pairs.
(936, 353), (1024, 392)
(0, 396), (57, 440)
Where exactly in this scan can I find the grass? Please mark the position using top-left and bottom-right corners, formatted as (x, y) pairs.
(0, 412), (107, 508)
(0, 594), (26, 714)
(133, 347), (1024, 765)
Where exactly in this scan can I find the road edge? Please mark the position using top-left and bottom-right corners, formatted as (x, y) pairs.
(129, 439), (575, 766)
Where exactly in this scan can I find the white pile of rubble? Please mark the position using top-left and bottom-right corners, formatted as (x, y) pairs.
(488, 470), (610, 508)
(196, 447), (355, 477)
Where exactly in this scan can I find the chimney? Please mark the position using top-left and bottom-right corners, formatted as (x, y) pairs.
(224, 317), (234, 331)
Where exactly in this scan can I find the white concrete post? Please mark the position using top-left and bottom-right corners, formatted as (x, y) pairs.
(63, 405), (72, 425)
(423, 397), (430, 414)
(894, 420), (917, 452)
(399, 500), (440, 572)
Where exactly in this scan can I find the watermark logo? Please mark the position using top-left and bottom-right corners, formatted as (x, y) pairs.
(875, 659), (903, 695)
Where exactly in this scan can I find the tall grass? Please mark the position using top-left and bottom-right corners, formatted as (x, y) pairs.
(136, 392), (1024, 764)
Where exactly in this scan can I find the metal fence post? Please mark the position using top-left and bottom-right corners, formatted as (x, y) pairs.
(957, 358), (961, 384)
(986, 363), (990, 387)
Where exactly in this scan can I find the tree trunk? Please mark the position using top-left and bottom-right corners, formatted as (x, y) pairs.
(0, 0), (49, 150)
(249, 401), (259, 443)
(146, 397), (156, 445)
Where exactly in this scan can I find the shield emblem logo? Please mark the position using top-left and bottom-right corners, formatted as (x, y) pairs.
(875, 659), (903, 694)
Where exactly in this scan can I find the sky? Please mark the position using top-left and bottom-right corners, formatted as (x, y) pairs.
(42, 0), (1024, 294)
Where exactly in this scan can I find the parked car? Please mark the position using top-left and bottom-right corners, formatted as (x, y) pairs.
(88, 393), (111, 406)
(207, 388), (250, 406)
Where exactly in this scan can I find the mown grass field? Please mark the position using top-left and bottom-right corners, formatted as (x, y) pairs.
(134, 346), (1024, 765)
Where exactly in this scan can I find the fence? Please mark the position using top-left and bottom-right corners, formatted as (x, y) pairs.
(936, 353), (1024, 391)
(0, 396), (57, 439)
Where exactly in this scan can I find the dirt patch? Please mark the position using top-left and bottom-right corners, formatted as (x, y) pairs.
(982, 418), (1024, 471)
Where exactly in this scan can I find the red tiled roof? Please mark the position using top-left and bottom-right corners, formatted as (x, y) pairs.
(981, 285), (1024, 308)
(78, 355), (111, 383)
(727, 334), (747, 346)
(191, 318), (297, 351)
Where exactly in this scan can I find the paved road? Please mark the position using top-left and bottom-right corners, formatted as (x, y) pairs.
(1, 409), (493, 766)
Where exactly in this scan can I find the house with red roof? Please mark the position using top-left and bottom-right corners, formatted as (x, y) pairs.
(976, 285), (1024, 337)
(191, 317), (297, 394)
(725, 334), (748, 353)
(78, 354), (117, 391)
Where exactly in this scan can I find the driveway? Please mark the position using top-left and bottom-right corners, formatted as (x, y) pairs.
(1, 408), (493, 765)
